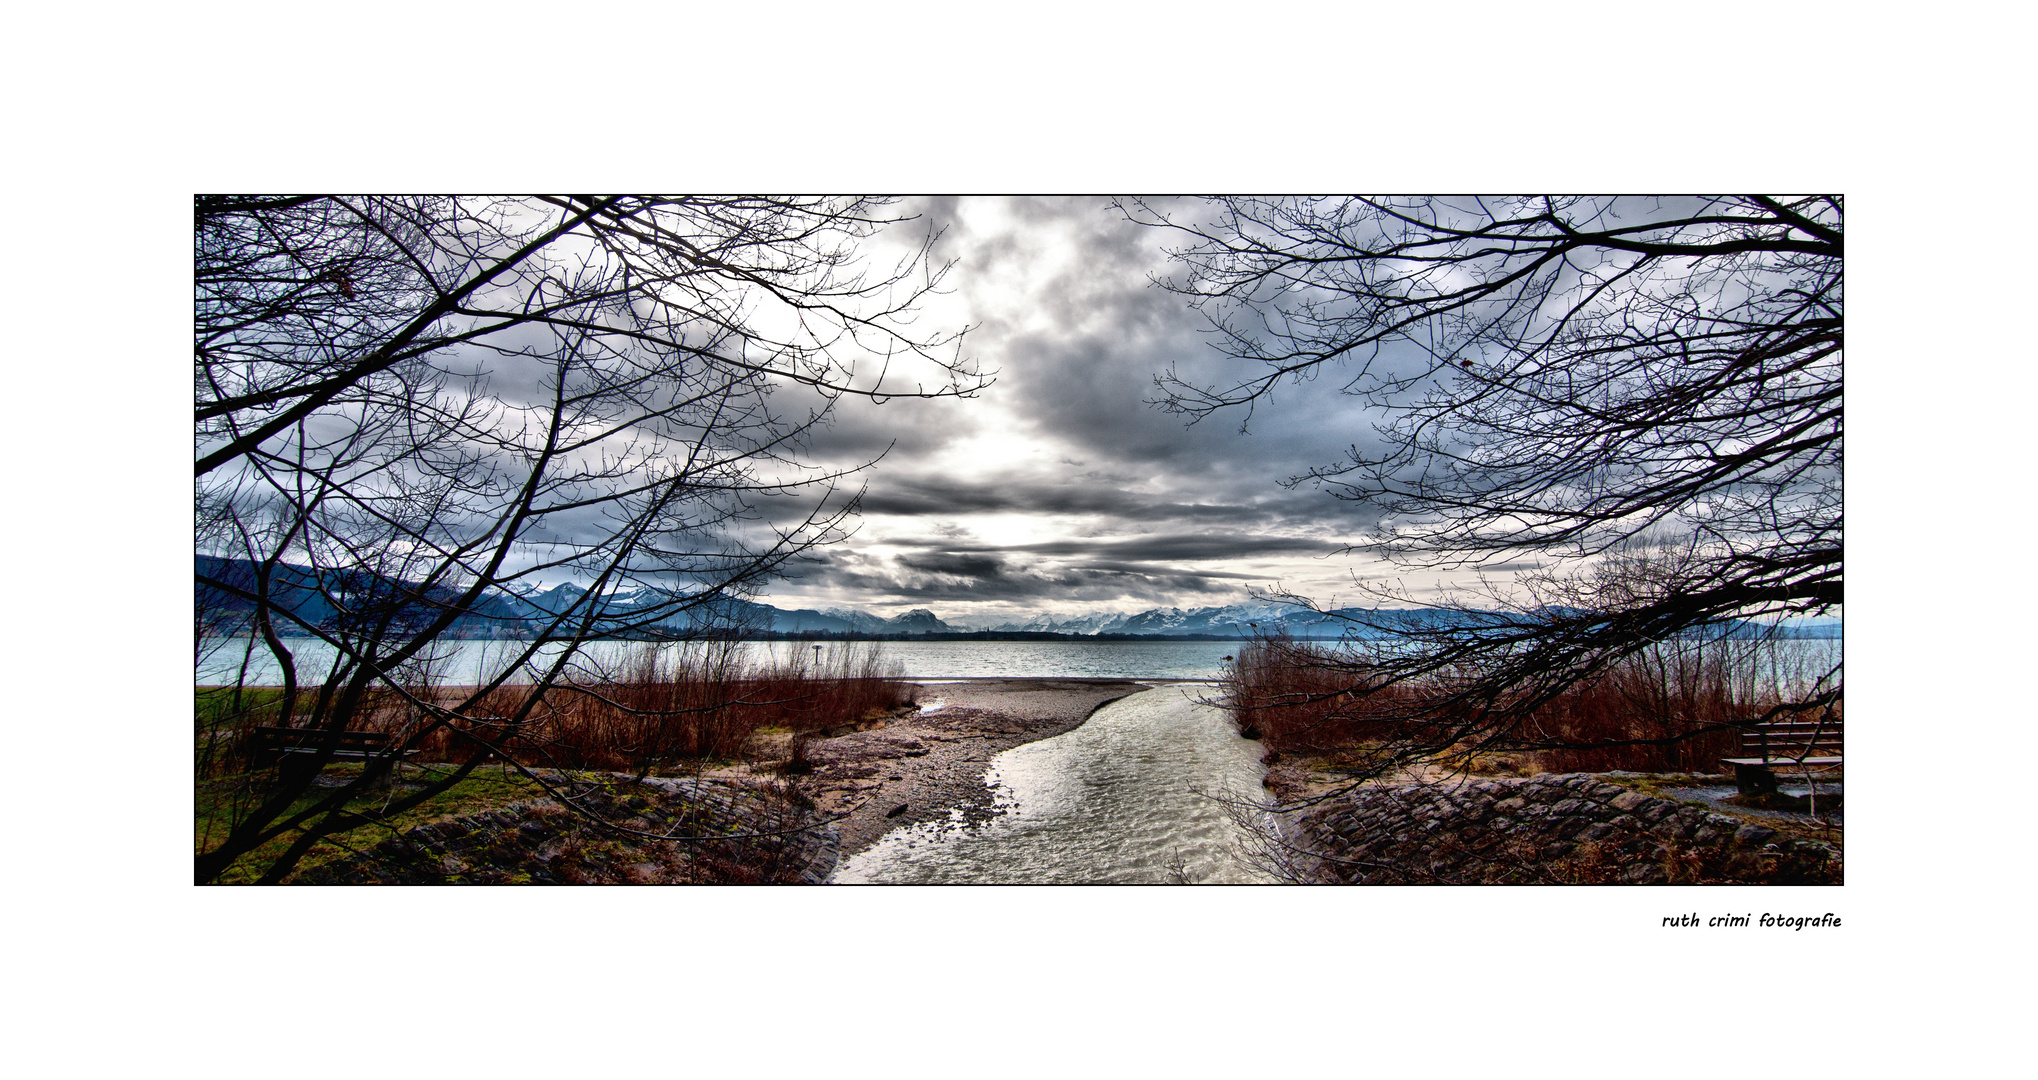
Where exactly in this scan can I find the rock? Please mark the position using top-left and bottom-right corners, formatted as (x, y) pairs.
(885, 803), (910, 818)
(1268, 770), (1838, 885)
(1552, 816), (1593, 840)
(291, 772), (838, 885)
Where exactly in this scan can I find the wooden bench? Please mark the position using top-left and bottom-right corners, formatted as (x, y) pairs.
(1721, 719), (1842, 795)
(251, 727), (410, 777)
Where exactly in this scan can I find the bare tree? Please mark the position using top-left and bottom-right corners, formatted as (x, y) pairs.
(1124, 196), (1840, 774)
(195, 196), (985, 883)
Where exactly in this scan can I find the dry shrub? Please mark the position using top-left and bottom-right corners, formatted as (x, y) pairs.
(381, 640), (914, 771)
(1223, 632), (1413, 753)
(1227, 630), (1838, 774)
(1525, 636), (1838, 773)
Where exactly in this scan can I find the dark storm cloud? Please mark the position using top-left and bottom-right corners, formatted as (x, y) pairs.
(1007, 533), (1339, 561)
(765, 197), (1419, 613)
(952, 199), (1397, 477)
(1063, 560), (1268, 581)
(856, 474), (1294, 525)
(809, 196), (1403, 503)
(794, 548), (1255, 605)
(894, 551), (1008, 578)
(848, 531), (1333, 602)
(796, 390), (978, 464)
(902, 532), (1341, 562)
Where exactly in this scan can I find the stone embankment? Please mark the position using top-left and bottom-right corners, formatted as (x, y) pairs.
(293, 774), (838, 885)
(1281, 772), (1840, 884)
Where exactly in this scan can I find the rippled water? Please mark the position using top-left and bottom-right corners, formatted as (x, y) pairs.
(853, 639), (1241, 680)
(832, 686), (1278, 884)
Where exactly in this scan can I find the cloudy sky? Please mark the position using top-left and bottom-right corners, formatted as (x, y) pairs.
(755, 196), (1476, 625)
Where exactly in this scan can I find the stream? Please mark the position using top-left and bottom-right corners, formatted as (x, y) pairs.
(831, 685), (1279, 884)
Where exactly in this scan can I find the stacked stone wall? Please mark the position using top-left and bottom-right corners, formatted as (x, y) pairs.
(293, 774), (839, 885)
(1285, 772), (1839, 884)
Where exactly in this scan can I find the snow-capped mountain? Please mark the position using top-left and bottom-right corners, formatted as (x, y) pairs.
(883, 608), (955, 633)
(966, 610), (1135, 634)
(201, 554), (1840, 641)
(816, 606), (959, 634)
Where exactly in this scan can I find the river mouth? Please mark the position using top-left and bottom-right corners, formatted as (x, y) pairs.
(831, 685), (1278, 884)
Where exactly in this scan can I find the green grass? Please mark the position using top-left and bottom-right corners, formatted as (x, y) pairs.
(195, 685), (287, 732)
(195, 761), (545, 884)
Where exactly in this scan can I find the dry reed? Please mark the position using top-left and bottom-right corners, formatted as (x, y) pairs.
(365, 639), (913, 772)
(1225, 630), (1839, 774)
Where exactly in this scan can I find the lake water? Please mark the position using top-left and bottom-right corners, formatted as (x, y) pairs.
(197, 636), (1245, 685)
(199, 633), (1837, 695)
(831, 685), (1279, 884)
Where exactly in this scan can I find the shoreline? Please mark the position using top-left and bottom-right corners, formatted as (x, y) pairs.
(787, 677), (1155, 856)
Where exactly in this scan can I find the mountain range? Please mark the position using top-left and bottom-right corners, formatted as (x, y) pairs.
(197, 556), (1840, 640)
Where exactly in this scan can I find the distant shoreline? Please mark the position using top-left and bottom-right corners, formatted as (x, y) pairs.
(215, 626), (1842, 645)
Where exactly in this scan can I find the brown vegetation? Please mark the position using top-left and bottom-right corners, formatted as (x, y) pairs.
(398, 640), (916, 773)
(1224, 630), (1839, 776)
(199, 640), (916, 779)
(1223, 634), (1410, 760)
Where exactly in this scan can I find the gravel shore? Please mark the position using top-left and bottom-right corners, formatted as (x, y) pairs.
(793, 678), (1154, 855)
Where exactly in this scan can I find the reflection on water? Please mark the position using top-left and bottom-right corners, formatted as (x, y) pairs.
(856, 640), (1241, 680)
(832, 686), (1278, 884)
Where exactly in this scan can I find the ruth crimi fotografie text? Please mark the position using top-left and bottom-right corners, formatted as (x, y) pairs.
(1662, 913), (1841, 929)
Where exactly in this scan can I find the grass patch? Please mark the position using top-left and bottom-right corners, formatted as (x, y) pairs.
(195, 762), (544, 884)
(196, 685), (288, 729)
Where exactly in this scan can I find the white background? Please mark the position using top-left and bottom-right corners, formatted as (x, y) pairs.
(1, 1), (2026, 1076)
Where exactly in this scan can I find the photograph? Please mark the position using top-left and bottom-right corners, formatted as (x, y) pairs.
(14, 2), (2027, 1069)
(194, 195), (1843, 887)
